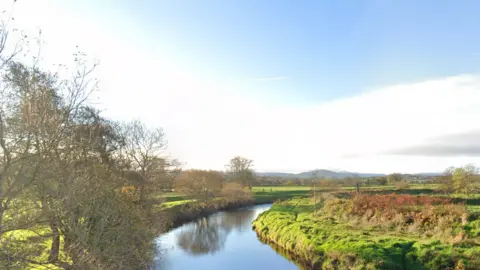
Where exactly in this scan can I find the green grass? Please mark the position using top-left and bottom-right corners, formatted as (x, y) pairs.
(253, 193), (480, 269)
(252, 186), (311, 204)
(1, 225), (68, 269)
(161, 199), (195, 208)
(159, 184), (441, 207)
(158, 192), (189, 202)
(252, 184), (440, 204)
(252, 186), (311, 191)
(159, 186), (313, 207)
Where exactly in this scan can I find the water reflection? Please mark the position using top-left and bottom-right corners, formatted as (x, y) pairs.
(176, 217), (228, 255)
(176, 208), (256, 255)
(220, 208), (256, 233)
(156, 204), (298, 270)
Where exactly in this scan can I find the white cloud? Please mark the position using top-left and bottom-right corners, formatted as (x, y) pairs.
(253, 76), (288, 81)
(3, 1), (480, 174)
(129, 73), (480, 174)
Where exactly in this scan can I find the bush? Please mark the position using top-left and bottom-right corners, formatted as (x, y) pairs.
(221, 182), (252, 203)
(395, 181), (409, 190)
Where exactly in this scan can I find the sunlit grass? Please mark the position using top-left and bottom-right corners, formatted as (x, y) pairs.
(252, 186), (311, 191)
(1, 226), (68, 269)
(162, 199), (195, 208)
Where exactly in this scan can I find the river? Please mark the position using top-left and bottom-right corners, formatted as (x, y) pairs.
(154, 204), (298, 270)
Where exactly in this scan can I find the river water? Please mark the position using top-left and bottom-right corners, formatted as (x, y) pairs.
(154, 204), (298, 270)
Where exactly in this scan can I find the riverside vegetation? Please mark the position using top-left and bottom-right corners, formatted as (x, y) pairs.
(253, 177), (480, 269)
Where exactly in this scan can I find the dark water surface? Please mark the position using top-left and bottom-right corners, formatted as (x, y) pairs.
(154, 204), (298, 270)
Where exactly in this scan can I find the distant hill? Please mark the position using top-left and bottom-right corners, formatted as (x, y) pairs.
(415, 172), (442, 177)
(256, 170), (442, 179)
(257, 169), (386, 179)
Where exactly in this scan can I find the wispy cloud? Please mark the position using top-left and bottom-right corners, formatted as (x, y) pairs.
(385, 130), (480, 157)
(253, 76), (288, 81)
(389, 145), (480, 157)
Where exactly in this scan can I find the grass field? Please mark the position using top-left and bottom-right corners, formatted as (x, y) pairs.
(158, 185), (313, 207)
(252, 186), (311, 203)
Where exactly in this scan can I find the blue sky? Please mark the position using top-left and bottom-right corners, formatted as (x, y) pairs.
(111, 0), (480, 103)
(3, 0), (480, 173)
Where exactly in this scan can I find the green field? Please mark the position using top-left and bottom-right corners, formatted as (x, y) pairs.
(252, 186), (311, 203)
(161, 184), (439, 206)
(159, 185), (313, 207)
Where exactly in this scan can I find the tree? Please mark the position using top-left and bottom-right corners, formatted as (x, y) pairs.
(387, 173), (402, 184)
(0, 61), (71, 266)
(174, 170), (224, 202)
(374, 176), (387, 185)
(453, 168), (467, 193)
(225, 156), (255, 189)
(220, 182), (252, 203)
(439, 165), (477, 194)
(121, 120), (176, 204)
(438, 166), (455, 193)
(452, 164), (477, 194)
(0, 47), (164, 269)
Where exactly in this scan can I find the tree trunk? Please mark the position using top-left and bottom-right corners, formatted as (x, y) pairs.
(48, 220), (60, 263)
(0, 203), (7, 238)
(139, 185), (145, 203)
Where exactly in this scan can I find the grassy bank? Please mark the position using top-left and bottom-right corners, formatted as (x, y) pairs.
(253, 192), (480, 269)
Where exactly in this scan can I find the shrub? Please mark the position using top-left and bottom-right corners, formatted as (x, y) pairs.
(220, 182), (252, 203)
(395, 181), (409, 190)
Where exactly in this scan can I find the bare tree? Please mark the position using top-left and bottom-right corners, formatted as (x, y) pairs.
(225, 156), (255, 189)
(121, 120), (171, 204)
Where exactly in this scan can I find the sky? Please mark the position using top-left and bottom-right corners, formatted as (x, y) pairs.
(1, 0), (480, 174)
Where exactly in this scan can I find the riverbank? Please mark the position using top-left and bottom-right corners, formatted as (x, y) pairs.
(163, 198), (256, 230)
(253, 195), (480, 269)
(160, 186), (311, 231)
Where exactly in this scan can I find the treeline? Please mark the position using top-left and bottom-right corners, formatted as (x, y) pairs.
(437, 164), (480, 193)
(254, 175), (425, 187)
(255, 169), (480, 190)
(173, 156), (255, 203)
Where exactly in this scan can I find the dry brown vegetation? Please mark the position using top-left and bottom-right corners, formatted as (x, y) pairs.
(325, 194), (468, 240)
